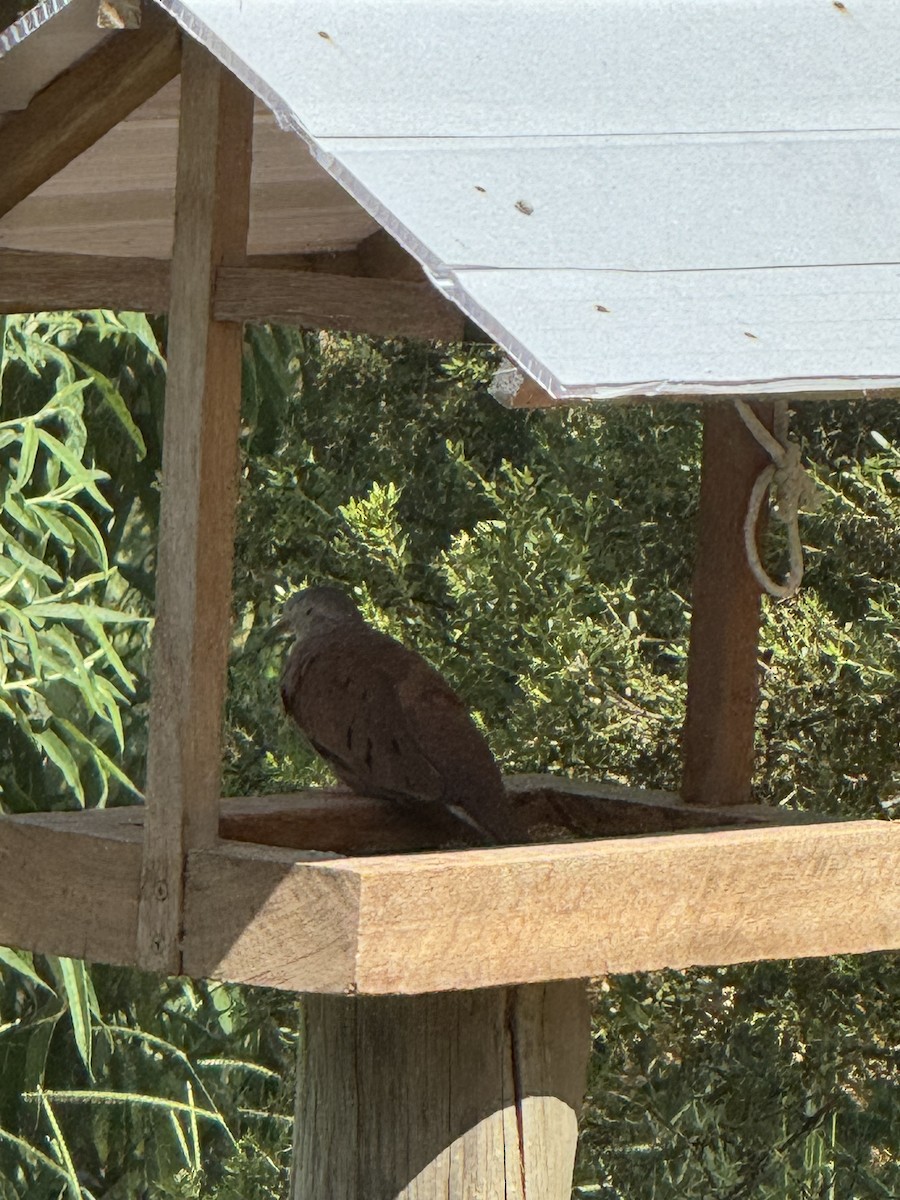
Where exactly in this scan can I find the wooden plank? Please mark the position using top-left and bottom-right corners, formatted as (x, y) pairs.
(184, 819), (899, 994)
(0, 251), (462, 341)
(351, 821), (900, 993)
(182, 841), (358, 992)
(0, 812), (141, 965)
(1, 808), (896, 989)
(217, 777), (823, 856)
(292, 981), (589, 1199)
(0, 5), (181, 219)
(214, 265), (465, 340)
(137, 43), (254, 974)
(682, 402), (773, 805)
(0, 250), (169, 314)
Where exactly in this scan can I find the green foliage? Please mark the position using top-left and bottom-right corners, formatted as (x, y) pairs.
(578, 954), (899, 1200)
(0, 313), (160, 809)
(0, 954), (295, 1199)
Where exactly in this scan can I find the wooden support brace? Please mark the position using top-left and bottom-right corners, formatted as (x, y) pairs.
(292, 982), (590, 1200)
(136, 41), (253, 974)
(682, 402), (773, 806)
(0, 6), (181, 219)
(0, 250), (171, 314)
(214, 265), (465, 341)
(0, 250), (463, 340)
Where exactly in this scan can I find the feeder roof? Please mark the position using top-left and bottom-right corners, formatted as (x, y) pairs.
(3, 0), (900, 401)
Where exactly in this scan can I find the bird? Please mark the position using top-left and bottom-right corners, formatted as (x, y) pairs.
(276, 586), (528, 844)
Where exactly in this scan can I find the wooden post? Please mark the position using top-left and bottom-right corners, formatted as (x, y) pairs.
(682, 402), (773, 806)
(136, 43), (253, 973)
(292, 982), (591, 1200)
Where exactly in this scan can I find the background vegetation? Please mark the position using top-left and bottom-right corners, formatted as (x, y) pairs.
(1, 313), (897, 1197)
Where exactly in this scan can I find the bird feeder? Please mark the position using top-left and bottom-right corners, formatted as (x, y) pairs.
(1, 2), (898, 1197)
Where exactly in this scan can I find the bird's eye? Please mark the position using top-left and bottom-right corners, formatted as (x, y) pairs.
(305, 606), (313, 615)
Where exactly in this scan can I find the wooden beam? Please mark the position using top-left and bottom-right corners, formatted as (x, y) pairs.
(2, 808), (896, 989)
(682, 402), (773, 805)
(136, 43), (254, 974)
(0, 250), (169, 314)
(0, 251), (464, 341)
(0, 6), (181, 219)
(0, 811), (141, 965)
(183, 818), (900, 994)
(214, 265), (465, 341)
(292, 982), (590, 1199)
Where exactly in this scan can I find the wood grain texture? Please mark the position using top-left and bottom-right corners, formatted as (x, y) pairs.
(0, 249), (169, 313)
(350, 821), (900, 993)
(682, 402), (773, 805)
(0, 5), (181, 218)
(182, 842), (357, 992)
(0, 79), (379, 261)
(189, 819), (898, 994)
(214, 265), (465, 340)
(137, 43), (254, 974)
(0, 812), (141, 965)
(0, 250), (461, 340)
(1, 808), (896, 989)
(291, 981), (590, 1199)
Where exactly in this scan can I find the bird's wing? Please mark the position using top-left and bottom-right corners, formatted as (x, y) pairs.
(282, 624), (529, 841)
(281, 627), (446, 804)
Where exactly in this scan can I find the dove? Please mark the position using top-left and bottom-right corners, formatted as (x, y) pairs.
(276, 586), (527, 844)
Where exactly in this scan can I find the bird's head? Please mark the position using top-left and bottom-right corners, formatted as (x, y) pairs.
(273, 585), (363, 641)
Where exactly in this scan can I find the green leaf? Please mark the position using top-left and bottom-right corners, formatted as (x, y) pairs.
(4, 539), (61, 583)
(32, 728), (85, 806)
(0, 946), (56, 994)
(57, 717), (143, 799)
(2, 489), (44, 538)
(86, 618), (136, 692)
(25, 501), (76, 550)
(14, 420), (39, 491)
(27, 600), (146, 624)
(35, 429), (111, 511)
(50, 956), (95, 1079)
(71, 356), (147, 461)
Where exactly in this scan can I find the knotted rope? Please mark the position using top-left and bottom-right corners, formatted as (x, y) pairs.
(733, 399), (820, 600)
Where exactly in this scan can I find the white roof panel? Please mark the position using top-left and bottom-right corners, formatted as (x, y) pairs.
(10, 0), (900, 401)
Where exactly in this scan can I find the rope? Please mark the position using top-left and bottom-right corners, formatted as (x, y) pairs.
(733, 399), (820, 600)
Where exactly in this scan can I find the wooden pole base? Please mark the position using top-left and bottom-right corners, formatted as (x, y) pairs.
(291, 981), (591, 1200)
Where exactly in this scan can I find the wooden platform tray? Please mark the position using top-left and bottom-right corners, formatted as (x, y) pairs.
(1, 778), (897, 994)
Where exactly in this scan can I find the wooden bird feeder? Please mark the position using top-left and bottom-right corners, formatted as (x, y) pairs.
(1, 2), (898, 1197)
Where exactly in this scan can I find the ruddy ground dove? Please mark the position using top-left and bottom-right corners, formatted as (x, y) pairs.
(277, 586), (526, 843)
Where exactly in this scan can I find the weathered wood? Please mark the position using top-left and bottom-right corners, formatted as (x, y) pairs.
(184, 819), (900, 994)
(0, 5), (181, 218)
(182, 841), (356, 992)
(137, 43), (254, 974)
(0, 250), (464, 340)
(0, 250), (169, 313)
(217, 777), (823, 856)
(214, 265), (465, 340)
(292, 981), (590, 1200)
(0, 812), (141, 965)
(682, 402), (773, 805)
(2, 807), (896, 988)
